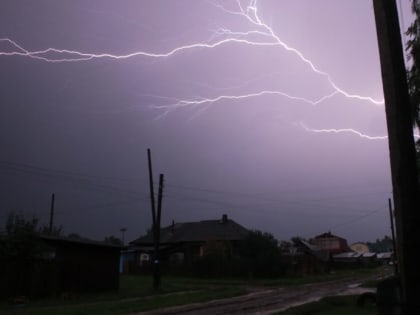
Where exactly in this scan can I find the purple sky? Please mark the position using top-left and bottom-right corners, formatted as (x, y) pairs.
(0, 1), (415, 244)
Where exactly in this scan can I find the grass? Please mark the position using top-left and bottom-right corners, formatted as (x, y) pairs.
(2, 287), (246, 315)
(0, 275), (247, 315)
(275, 295), (376, 315)
(0, 268), (382, 315)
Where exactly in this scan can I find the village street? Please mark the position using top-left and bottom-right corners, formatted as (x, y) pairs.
(133, 275), (377, 315)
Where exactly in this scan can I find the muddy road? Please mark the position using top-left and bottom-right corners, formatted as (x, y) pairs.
(134, 276), (376, 315)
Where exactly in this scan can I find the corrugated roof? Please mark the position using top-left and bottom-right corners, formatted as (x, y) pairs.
(362, 252), (377, 258)
(130, 216), (249, 245)
(377, 252), (393, 259)
(333, 251), (361, 259)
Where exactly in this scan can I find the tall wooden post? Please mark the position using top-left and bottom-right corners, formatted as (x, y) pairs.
(154, 173), (164, 290)
(49, 193), (55, 234)
(147, 149), (157, 232)
(147, 149), (162, 291)
(373, 1), (420, 313)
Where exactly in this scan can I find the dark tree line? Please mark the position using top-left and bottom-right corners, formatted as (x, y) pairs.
(192, 230), (285, 278)
(0, 211), (121, 260)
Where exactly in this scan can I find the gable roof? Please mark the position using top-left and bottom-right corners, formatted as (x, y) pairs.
(130, 215), (249, 245)
(314, 232), (347, 241)
(293, 238), (330, 262)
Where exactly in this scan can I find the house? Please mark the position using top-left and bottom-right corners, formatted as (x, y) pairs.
(377, 251), (393, 264)
(350, 242), (370, 254)
(129, 214), (249, 268)
(333, 251), (362, 264)
(312, 232), (349, 254)
(360, 252), (378, 265)
(280, 238), (330, 274)
(120, 248), (150, 273)
(349, 242), (378, 266)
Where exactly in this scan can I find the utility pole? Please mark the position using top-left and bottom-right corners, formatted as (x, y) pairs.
(156, 174), (164, 247)
(147, 149), (163, 291)
(154, 173), (164, 290)
(120, 227), (127, 246)
(373, 1), (420, 313)
(147, 149), (157, 235)
(49, 193), (55, 234)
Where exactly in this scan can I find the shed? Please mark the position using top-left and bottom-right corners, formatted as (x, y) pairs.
(41, 235), (121, 294)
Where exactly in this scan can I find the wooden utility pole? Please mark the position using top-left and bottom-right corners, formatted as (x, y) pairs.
(147, 149), (163, 291)
(154, 173), (164, 289)
(120, 227), (127, 246)
(156, 174), (164, 245)
(147, 149), (157, 233)
(49, 193), (55, 234)
(373, 0), (420, 313)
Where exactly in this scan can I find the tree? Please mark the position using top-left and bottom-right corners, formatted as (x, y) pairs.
(0, 211), (45, 259)
(239, 230), (284, 277)
(406, 0), (420, 130)
(68, 233), (82, 239)
(406, 0), (420, 172)
(0, 211), (63, 259)
(103, 235), (123, 245)
(38, 225), (63, 236)
(367, 235), (393, 253)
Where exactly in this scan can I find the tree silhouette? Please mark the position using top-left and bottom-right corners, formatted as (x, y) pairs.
(406, 0), (420, 168)
(0, 211), (45, 259)
(406, 0), (420, 129)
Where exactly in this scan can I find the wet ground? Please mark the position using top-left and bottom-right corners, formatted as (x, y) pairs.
(133, 276), (376, 315)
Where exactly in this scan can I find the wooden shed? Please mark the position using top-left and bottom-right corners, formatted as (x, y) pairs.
(40, 235), (121, 294)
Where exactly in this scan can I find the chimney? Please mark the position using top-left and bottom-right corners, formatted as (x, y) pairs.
(222, 214), (228, 223)
(171, 220), (175, 233)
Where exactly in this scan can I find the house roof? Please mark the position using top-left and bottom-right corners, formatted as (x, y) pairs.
(130, 215), (249, 245)
(293, 239), (330, 262)
(298, 239), (319, 252)
(377, 252), (393, 259)
(361, 252), (377, 258)
(314, 232), (346, 241)
(333, 251), (361, 259)
(40, 234), (122, 249)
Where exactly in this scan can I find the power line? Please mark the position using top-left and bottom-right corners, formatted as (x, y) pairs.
(327, 205), (387, 231)
(0, 160), (146, 197)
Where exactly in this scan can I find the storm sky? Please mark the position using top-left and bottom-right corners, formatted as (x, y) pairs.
(0, 1), (414, 244)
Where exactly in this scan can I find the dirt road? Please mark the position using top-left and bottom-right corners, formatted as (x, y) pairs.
(134, 277), (376, 315)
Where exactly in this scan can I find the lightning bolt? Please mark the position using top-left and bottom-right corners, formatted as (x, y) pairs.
(1, 0), (385, 134)
(152, 91), (340, 117)
(0, 36), (281, 62)
(298, 122), (420, 141)
(211, 0), (384, 107)
(297, 122), (388, 140)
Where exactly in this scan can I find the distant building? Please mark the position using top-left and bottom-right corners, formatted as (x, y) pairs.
(312, 232), (349, 254)
(350, 242), (370, 254)
(333, 251), (361, 264)
(280, 238), (330, 274)
(130, 214), (249, 267)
